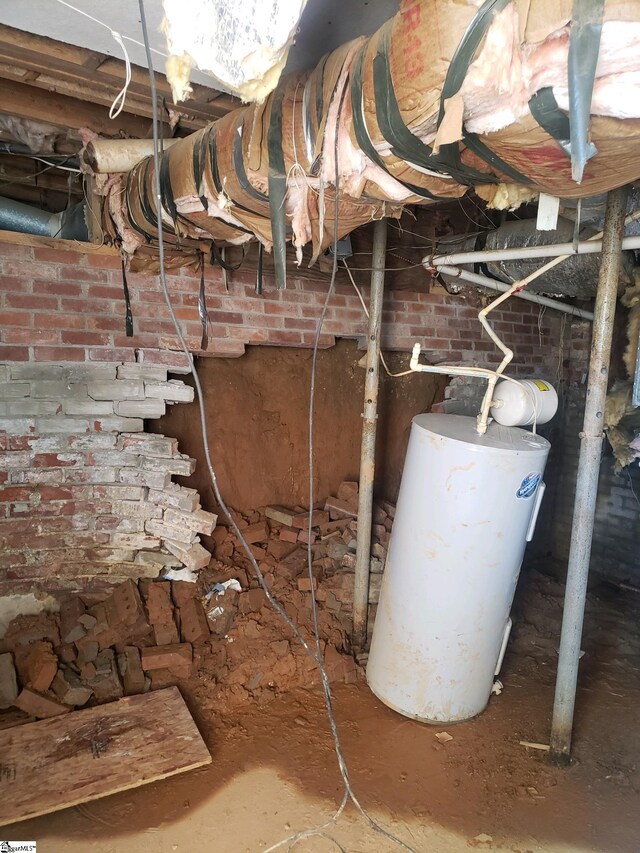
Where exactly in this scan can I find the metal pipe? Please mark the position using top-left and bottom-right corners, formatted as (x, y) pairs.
(353, 217), (387, 650)
(435, 265), (595, 320)
(0, 196), (52, 236)
(550, 184), (629, 761)
(430, 234), (640, 267)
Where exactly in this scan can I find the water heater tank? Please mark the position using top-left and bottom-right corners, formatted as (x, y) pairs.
(367, 414), (550, 724)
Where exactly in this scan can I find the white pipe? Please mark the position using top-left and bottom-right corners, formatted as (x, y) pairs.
(409, 343), (496, 381)
(435, 265), (594, 320)
(430, 234), (640, 267)
(84, 138), (180, 173)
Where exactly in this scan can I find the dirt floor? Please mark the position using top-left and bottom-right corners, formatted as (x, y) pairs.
(5, 567), (640, 852)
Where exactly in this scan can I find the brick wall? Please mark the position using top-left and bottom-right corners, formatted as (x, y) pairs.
(0, 240), (566, 595)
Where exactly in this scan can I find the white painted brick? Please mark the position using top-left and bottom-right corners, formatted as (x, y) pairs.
(30, 381), (87, 399)
(11, 469), (60, 485)
(119, 468), (170, 490)
(111, 532), (162, 549)
(26, 435), (70, 452)
(114, 400), (166, 418)
(117, 434), (177, 457)
(0, 451), (31, 469)
(0, 418), (36, 434)
(9, 400), (61, 416)
(62, 399), (114, 416)
(92, 417), (144, 433)
(64, 467), (118, 484)
(88, 450), (140, 467)
(92, 548), (136, 563)
(0, 366), (7, 382)
(93, 484), (145, 501)
(0, 403), (7, 416)
(144, 380), (194, 403)
(117, 365), (168, 381)
(163, 538), (210, 570)
(147, 484), (199, 512)
(163, 507), (217, 535)
(114, 517), (146, 533)
(0, 383), (30, 399)
(142, 455), (195, 477)
(110, 500), (163, 519)
(62, 365), (117, 382)
(10, 365), (63, 380)
(68, 434), (118, 450)
(146, 518), (196, 545)
(134, 550), (181, 567)
(36, 417), (90, 434)
(87, 380), (144, 401)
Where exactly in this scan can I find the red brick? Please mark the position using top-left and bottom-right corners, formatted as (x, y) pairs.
(9, 436), (33, 450)
(32, 279), (82, 297)
(178, 598), (210, 644)
(87, 252), (122, 270)
(5, 292), (58, 311)
(86, 316), (125, 332)
(4, 328), (58, 345)
(141, 643), (193, 674)
(57, 265), (109, 282)
(88, 285), (127, 300)
(35, 312), (85, 330)
(15, 687), (70, 718)
(0, 345), (29, 361)
(33, 346), (85, 362)
(0, 275), (28, 293)
(0, 311), (30, 326)
(61, 331), (110, 346)
(34, 247), (84, 265)
(0, 486), (32, 502)
(88, 347), (136, 362)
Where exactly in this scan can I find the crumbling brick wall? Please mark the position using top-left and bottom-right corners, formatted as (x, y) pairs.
(0, 240), (566, 593)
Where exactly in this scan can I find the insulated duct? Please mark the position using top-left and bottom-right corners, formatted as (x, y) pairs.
(442, 218), (637, 297)
(0, 198), (88, 241)
(100, 0), (640, 285)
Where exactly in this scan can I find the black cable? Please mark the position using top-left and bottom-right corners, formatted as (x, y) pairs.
(137, 4), (415, 848)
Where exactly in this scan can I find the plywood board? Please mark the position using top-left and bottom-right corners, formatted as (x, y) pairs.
(0, 687), (211, 827)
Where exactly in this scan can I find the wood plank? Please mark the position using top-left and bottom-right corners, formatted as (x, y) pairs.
(0, 79), (154, 139)
(0, 687), (211, 827)
(0, 230), (117, 255)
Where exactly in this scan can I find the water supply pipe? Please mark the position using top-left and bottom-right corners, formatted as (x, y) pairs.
(434, 265), (594, 320)
(353, 217), (387, 650)
(431, 234), (640, 267)
(550, 184), (630, 761)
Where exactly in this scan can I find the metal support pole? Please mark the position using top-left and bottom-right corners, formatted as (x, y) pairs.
(550, 185), (629, 761)
(353, 217), (387, 649)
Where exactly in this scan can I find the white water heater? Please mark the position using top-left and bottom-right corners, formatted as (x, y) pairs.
(367, 413), (550, 724)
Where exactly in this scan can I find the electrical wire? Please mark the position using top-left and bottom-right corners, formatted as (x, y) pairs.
(343, 259), (415, 378)
(0, 159), (76, 189)
(137, 3), (415, 849)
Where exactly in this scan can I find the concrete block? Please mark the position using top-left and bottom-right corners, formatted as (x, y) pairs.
(118, 434), (178, 458)
(135, 550), (181, 568)
(163, 507), (217, 536)
(114, 400), (167, 418)
(324, 498), (358, 520)
(119, 468), (170, 490)
(145, 380), (194, 403)
(62, 398), (114, 415)
(92, 417), (144, 433)
(87, 379), (144, 401)
(51, 669), (92, 706)
(0, 382), (30, 398)
(164, 538), (211, 571)
(63, 365), (117, 382)
(142, 455), (195, 477)
(15, 688), (70, 718)
(265, 506), (296, 526)
(88, 649), (123, 702)
(148, 484), (199, 512)
(146, 518), (196, 545)
(117, 365), (168, 381)
(59, 596), (86, 644)
(0, 653), (18, 709)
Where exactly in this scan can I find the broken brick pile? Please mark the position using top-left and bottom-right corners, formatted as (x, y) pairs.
(0, 360), (217, 594)
(0, 481), (394, 722)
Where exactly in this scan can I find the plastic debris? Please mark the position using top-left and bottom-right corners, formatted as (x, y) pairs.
(162, 567), (198, 583)
(204, 578), (242, 603)
(519, 740), (550, 751)
(491, 679), (504, 695)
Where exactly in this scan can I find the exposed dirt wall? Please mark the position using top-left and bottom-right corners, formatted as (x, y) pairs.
(152, 340), (445, 512)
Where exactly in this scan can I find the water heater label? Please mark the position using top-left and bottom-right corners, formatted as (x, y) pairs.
(516, 472), (541, 499)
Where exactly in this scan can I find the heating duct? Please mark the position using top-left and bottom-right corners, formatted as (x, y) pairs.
(97, 0), (640, 286)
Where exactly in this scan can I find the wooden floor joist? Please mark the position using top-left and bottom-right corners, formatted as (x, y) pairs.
(0, 687), (211, 827)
